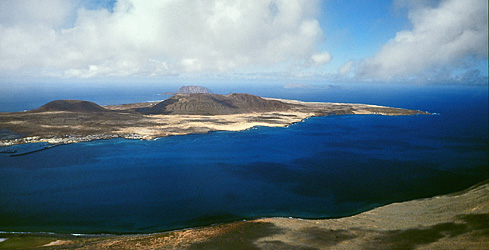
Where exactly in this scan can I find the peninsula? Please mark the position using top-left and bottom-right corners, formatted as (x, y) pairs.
(0, 93), (427, 146)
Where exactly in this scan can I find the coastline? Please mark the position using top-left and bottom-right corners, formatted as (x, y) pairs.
(0, 98), (428, 147)
(1, 179), (487, 249)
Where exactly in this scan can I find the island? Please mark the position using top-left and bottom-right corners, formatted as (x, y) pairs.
(0, 93), (427, 146)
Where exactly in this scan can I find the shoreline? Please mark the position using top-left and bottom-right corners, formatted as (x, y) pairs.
(1, 179), (487, 249)
(0, 179), (481, 237)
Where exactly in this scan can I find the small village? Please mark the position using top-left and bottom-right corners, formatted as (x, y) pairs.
(0, 133), (151, 147)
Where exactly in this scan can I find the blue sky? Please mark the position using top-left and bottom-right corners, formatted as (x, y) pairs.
(319, 1), (408, 68)
(0, 0), (487, 86)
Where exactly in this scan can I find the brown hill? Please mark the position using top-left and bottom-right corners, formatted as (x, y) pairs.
(138, 93), (293, 115)
(31, 100), (108, 113)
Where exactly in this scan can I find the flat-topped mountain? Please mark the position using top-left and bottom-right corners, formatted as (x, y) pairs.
(163, 85), (213, 95)
(178, 85), (212, 94)
(139, 93), (292, 115)
(30, 100), (108, 113)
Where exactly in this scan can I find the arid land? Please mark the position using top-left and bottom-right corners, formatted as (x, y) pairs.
(1, 180), (487, 249)
(0, 93), (427, 146)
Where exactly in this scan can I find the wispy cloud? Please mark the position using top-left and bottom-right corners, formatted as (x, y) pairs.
(284, 83), (340, 89)
(338, 60), (353, 75)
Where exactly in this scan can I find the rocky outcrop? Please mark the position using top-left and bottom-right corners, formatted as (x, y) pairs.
(177, 85), (212, 94)
(163, 85), (213, 95)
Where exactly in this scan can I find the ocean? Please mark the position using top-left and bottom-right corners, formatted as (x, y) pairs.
(0, 83), (488, 234)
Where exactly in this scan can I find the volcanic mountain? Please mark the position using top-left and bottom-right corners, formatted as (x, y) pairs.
(138, 93), (293, 115)
(30, 100), (108, 113)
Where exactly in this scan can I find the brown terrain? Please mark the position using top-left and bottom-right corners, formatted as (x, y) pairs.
(1, 180), (487, 249)
(0, 93), (427, 146)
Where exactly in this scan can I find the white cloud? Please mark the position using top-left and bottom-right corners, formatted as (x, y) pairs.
(0, 0), (324, 78)
(359, 0), (488, 81)
(310, 51), (332, 66)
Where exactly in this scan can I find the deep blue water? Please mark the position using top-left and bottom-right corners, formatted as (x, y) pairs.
(0, 84), (488, 234)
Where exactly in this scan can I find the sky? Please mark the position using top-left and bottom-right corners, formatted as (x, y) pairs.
(0, 0), (487, 86)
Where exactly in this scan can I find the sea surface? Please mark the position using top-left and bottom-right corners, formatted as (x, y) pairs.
(0, 83), (488, 234)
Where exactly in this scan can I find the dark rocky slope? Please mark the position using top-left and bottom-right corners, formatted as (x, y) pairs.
(30, 100), (108, 113)
(138, 93), (293, 115)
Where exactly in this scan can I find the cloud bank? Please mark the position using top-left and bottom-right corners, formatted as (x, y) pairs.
(359, 0), (488, 82)
(0, 0), (323, 78)
(1, 0), (486, 84)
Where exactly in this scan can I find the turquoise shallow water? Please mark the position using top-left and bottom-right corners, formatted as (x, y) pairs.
(0, 85), (488, 234)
